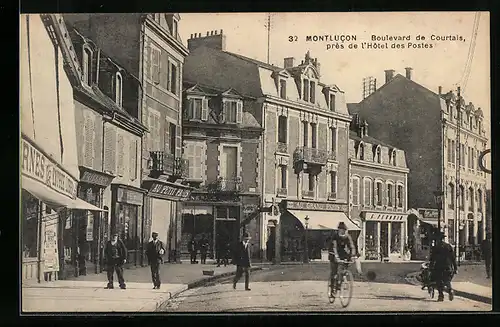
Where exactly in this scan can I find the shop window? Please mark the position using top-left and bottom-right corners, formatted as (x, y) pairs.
(118, 203), (138, 253)
(22, 190), (39, 259)
(365, 221), (378, 260)
(390, 223), (402, 254)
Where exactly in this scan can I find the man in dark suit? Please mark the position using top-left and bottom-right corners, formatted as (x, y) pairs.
(104, 233), (127, 289)
(232, 232), (252, 291)
(146, 232), (166, 289)
(429, 231), (458, 302)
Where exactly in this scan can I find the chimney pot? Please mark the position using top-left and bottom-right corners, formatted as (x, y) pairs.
(284, 57), (295, 69)
(220, 29), (223, 34)
(405, 67), (413, 80)
(207, 31), (210, 36)
(438, 86), (442, 95)
(190, 33), (193, 38)
(384, 69), (395, 84)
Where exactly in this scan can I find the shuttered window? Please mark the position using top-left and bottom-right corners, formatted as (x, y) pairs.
(117, 134), (125, 176)
(151, 46), (161, 84)
(364, 179), (372, 206)
(129, 139), (137, 181)
(175, 125), (182, 157)
(103, 124), (117, 174)
(145, 40), (151, 80)
(352, 177), (360, 205)
(159, 51), (168, 89)
(222, 100), (242, 124)
(148, 111), (161, 151)
(185, 143), (204, 180)
(169, 61), (178, 95)
(83, 113), (94, 168)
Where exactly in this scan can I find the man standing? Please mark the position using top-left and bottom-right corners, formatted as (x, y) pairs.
(233, 232), (252, 291)
(429, 231), (458, 302)
(199, 235), (209, 265)
(188, 236), (198, 264)
(481, 233), (491, 279)
(104, 233), (127, 289)
(146, 232), (166, 289)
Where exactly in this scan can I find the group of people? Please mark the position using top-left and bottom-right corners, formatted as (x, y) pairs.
(187, 235), (232, 266)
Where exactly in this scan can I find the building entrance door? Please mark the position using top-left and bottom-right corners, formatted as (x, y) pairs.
(380, 222), (389, 259)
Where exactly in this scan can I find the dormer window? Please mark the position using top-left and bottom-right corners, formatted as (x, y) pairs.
(329, 93), (336, 111)
(391, 150), (397, 166)
(358, 143), (365, 160)
(115, 72), (123, 107)
(309, 80), (315, 103)
(82, 46), (92, 85)
(279, 79), (287, 99)
(187, 97), (208, 121)
(172, 19), (178, 37)
(222, 99), (243, 124)
(375, 146), (381, 163)
(303, 79), (310, 101)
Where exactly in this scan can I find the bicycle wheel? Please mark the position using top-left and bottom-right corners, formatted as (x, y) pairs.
(339, 270), (354, 308)
(327, 278), (336, 304)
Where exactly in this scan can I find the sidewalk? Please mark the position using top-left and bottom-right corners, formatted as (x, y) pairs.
(22, 262), (264, 313)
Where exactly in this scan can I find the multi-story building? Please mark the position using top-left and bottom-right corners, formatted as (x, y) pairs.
(61, 23), (148, 277)
(349, 68), (488, 259)
(184, 31), (357, 263)
(348, 115), (409, 261)
(63, 14), (191, 263)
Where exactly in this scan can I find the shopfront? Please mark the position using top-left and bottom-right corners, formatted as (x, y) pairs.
(110, 184), (146, 267)
(361, 211), (407, 261)
(142, 179), (192, 263)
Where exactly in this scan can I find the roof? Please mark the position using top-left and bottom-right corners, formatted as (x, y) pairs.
(349, 130), (399, 150)
(347, 103), (360, 114)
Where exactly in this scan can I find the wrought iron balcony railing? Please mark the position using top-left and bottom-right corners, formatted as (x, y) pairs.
(174, 157), (189, 179)
(293, 147), (328, 166)
(207, 177), (242, 193)
(150, 151), (175, 175)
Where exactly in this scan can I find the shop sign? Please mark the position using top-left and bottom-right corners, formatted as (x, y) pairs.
(86, 213), (94, 241)
(418, 208), (439, 219)
(21, 138), (77, 199)
(80, 170), (114, 188)
(117, 188), (144, 206)
(149, 183), (191, 199)
(286, 200), (348, 213)
(43, 221), (60, 272)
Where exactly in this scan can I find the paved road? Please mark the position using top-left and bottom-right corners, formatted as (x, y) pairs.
(163, 264), (491, 312)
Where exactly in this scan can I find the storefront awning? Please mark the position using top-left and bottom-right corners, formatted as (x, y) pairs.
(68, 197), (108, 212)
(21, 176), (73, 209)
(288, 210), (361, 231)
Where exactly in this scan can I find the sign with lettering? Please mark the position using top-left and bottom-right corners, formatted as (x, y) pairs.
(285, 200), (348, 213)
(43, 221), (60, 272)
(86, 213), (94, 241)
(149, 183), (191, 200)
(418, 208), (439, 219)
(21, 138), (77, 199)
(80, 170), (114, 188)
(117, 188), (144, 206)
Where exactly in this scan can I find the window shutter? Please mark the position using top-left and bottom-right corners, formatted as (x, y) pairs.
(145, 41), (151, 80)
(176, 125), (182, 157)
(117, 134), (125, 176)
(164, 123), (170, 153)
(236, 101), (243, 124)
(186, 143), (194, 179)
(185, 99), (192, 120)
(152, 48), (160, 84)
(83, 114), (94, 167)
(159, 52), (168, 88)
(154, 115), (160, 151)
(201, 98), (209, 121)
(129, 140), (137, 180)
(104, 124), (116, 174)
(194, 144), (202, 179)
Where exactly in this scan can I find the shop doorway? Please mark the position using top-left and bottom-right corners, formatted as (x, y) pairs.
(380, 222), (389, 259)
(215, 218), (238, 260)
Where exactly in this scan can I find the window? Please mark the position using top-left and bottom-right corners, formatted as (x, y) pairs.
(186, 142), (204, 180)
(151, 45), (161, 84)
(329, 171), (337, 196)
(469, 117), (473, 130)
(223, 100), (242, 124)
(352, 177), (360, 205)
(311, 123), (317, 148)
(478, 121), (482, 133)
(477, 189), (483, 211)
(451, 140), (456, 164)
(189, 98), (203, 120)
(148, 110), (161, 151)
(387, 184), (394, 207)
(168, 61), (178, 95)
(279, 79), (287, 99)
(330, 127), (337, 153)
(358, 143), (365, 160)
(22, 190), (39, 259)
(279, 165), (287, 189)
(329, 94), (336, 111)
(397, 185), (403, 207)
(460, 144), (466, 166)
(129, 140), (138, 180)
(309, 81), (315, 103)
(375, 146), (381, 163)
(83, 113), (95, 168)
(118, 203), (138, 255)
(392, 150), (397, 166)
(172, 19), (178, 37)
(447, 139), (452, 163)
(169, 123), (176, 155)
(115, 72), (123, 107)
(468, 187), (474, 211)
(459, 185), (465, 210)
(302, 121), (309, 147)
(308, 173), (315, 191)
(448, 183), (455, 209)
(476, 150), (480, 170)
(82, 47), (92, 85)
(278, 116), (287, 144)
(364, 179), (372, 206)
(375, 182), (383, 206)
(303, 79), (309, 101)
(117, 134), (125, 176)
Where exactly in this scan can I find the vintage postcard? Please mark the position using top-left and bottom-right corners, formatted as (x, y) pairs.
(20, 12), (491, 313)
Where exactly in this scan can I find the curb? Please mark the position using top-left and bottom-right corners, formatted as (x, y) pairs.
(405, 272), (492, 305)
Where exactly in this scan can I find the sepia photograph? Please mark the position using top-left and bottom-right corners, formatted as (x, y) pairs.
(20, 12), (491, 313)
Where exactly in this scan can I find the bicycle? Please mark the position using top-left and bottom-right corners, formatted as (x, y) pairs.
(327, 257), (354, 308)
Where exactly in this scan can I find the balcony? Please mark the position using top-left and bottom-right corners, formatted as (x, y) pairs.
(150, 151), (175, 175)
(293, 147), (328, 166)
(207, 177), (242, 193)
(276, 142), (288, 154)
(277, 188), (288, 197)
(174, 157), (189, 179)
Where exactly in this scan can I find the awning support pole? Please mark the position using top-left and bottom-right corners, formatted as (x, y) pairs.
(36, 200), (43, 283)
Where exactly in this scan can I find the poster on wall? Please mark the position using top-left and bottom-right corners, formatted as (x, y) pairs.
(86, 212), (94, 241)
(43, 221), (60, 272)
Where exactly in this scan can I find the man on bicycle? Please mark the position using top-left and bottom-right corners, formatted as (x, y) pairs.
(329, 222), (356, 290)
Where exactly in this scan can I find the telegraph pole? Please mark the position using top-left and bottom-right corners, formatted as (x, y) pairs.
(455, 87), (461, 266)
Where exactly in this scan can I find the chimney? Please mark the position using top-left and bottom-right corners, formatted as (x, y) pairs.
(284, 57), (295, 68)
(187, 29), (227, 52)
(384, 69), (395, 84)
(438, 86), (442, 95)
(405, 67), (413, 80)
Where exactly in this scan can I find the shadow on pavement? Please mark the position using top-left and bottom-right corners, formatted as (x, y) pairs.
(375, 295), (426, 301)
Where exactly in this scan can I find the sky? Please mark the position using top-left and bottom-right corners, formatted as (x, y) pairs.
(178, 12), (491, 176)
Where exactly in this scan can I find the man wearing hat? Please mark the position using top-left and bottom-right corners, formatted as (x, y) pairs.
(103, 233), (127, 289)
(233, 232), (252, 291)
(146, 232), (166, 289)
(429, 231), (458, 302)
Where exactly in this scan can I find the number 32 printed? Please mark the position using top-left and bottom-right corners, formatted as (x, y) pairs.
(288, 35), (298, 42)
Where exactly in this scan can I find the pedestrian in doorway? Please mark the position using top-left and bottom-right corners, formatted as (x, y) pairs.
(233, 232), (252, 291)
(200, 235), (209, 264)
(146, 232), (165, 289)
(480, 233), (491, 279)
(188, 236), (198, 264)
(429, 231), (458, 302)
(104, 233), (127, 290)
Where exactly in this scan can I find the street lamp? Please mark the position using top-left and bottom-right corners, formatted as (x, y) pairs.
(433, 190), (444, 239)
(304, 216), (309, 263)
